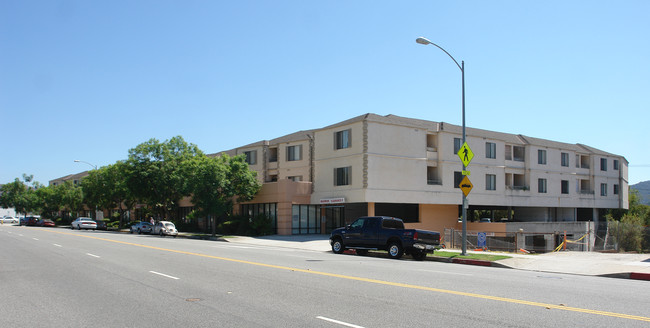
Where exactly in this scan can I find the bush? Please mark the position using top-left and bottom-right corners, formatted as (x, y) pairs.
(608, 214), (645, 253)
(216, 214), (273, 236)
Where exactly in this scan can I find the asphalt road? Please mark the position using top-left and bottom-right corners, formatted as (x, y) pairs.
(1, 225), (649, 328)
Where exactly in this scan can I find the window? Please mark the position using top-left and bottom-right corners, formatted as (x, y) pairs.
(486, 142), (496, 159)
(614, 184), (619, 195)
(287, 145), (302, 161)
(600, 183), (607, 196)
(561, 152), (569, 167)
(244, 150), (257, 165)
(454, 171), (463, 188)
(538, 178), (547, 193)
(335, 129), (351, 150)
(288, 176), (302, 182)
(614, 159), (619, 170)
(486, 174), (496, 191)
(454, 138), (462, 154)
(538, 149), (547, 165)
(561, 180), (569, 194)
(334, 167), (350, 186)
(600, 158), (607, 171)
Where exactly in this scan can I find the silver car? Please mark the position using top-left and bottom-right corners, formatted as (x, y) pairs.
(71, 217), (97, 230)
(1, 216), (18, 224)
(153, 221), (178, 237)
(130, 221), (153, 234)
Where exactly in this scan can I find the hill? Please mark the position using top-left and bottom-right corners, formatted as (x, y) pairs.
(631, 181), (650, 205)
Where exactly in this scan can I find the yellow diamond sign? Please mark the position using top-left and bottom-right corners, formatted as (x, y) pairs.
(458, 142), (474, 167)
(459, 176), (473, 197)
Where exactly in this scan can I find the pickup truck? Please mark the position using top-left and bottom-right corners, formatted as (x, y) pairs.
(329, 216), (443, 260)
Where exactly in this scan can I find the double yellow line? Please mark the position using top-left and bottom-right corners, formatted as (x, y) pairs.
(51, 229), (650, 323)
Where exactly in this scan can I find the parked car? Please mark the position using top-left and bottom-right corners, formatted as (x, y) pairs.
(130, 221), (153, 234)
(19, 215), (40, 226)
(25, 216), (41, 226)
(37, 219), (55, 227)
(152, 221), (178, 237)
(329, 216), (443, 260)
(95, 220), (108, 230)
(71, 217), (97, 230)
(1, 216), (18, 224)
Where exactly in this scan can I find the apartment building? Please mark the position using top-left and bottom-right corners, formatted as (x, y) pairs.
(221, 113), (628, 236)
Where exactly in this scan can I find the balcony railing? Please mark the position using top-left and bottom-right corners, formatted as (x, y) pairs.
(507, 185), (529, 191)
(427, 179), (442, 185)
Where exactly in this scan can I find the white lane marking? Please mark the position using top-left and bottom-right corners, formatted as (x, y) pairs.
(53, 244), (62, 247)
(316, 316), (365, 328)
(86, 253), (100, 258)
(149, 271), (180, 280)
(19, 234), (24, 236)
(32, 238), (39, 241)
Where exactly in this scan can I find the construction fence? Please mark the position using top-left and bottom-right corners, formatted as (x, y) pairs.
(444, 222), (650, 253)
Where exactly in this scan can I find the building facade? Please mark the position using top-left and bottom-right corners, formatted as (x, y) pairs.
(221, 114), (629, 236)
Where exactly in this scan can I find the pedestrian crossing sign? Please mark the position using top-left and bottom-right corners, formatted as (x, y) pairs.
(458, 142), (473, 167)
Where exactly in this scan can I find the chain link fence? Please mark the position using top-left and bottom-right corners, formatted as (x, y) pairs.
(444, 222), (649, 253)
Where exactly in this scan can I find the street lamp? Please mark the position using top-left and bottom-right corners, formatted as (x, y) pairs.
(416, 36), (468, 255)
(74, 159), (97, 170)
(74, 159), (99, 219)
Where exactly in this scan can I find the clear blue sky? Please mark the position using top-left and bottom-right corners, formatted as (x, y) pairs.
(1, 1), (649, 186)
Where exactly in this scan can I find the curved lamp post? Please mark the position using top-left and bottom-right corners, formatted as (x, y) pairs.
(74, 159), (97, 170)
(74, 159), (99, 218)
(416, 37), (468, 255)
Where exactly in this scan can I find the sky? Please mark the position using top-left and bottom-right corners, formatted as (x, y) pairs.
(1, 1), (649, 186)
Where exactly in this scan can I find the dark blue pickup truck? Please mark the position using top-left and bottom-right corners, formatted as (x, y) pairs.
(329, 216), (443, 260)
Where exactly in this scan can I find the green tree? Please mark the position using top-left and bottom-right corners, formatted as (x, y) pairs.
(125, 136), (203, 221)
(186, 154), (261, 236)
(59, 181), (84, 219)
(82, 161), (136, 228)
(35, 185), (62, 219)
(0, 175), (41, 217)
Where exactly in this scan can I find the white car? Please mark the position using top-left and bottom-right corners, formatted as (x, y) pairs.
(152, 221), (178, 237)
(71, 217), (97, 230)
(1, 216), (18, 224)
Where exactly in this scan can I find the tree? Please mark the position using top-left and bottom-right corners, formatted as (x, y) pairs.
(186, 154), (261, 236)
(125, 136), (203, 221)
(82, 161), (136, 228)
(0, 175), (42, 216)
(59, 181), (84, 219)
(36, 185), (62, 219)
(0, 178), (29, 215)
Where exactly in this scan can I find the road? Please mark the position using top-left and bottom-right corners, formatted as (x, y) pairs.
(1, 225), (649, 328)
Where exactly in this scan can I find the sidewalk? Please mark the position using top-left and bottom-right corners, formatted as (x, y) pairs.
(222, 234), (650, 280)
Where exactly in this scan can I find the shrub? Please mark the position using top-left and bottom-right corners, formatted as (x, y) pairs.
(608, 214), (645, 253)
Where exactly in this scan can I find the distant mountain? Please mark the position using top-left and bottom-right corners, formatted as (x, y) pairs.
(631, 181), (650, 205)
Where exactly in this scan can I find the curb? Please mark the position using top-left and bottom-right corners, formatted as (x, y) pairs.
(630, 272), (650, 281)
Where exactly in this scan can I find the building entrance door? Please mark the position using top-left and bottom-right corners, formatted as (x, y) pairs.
(322, 206), (344, 233)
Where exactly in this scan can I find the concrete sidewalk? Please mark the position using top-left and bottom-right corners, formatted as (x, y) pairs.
(222, 234), (650, 280)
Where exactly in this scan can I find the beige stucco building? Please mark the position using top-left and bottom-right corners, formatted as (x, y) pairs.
(219, 113), (629, 236)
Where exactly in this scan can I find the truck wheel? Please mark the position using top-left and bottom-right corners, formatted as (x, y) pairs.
(411, 250), (426, 261)
(388, 242), (403, 259)
(356, 249), (368, 256)
(331, 238), (345, 254)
